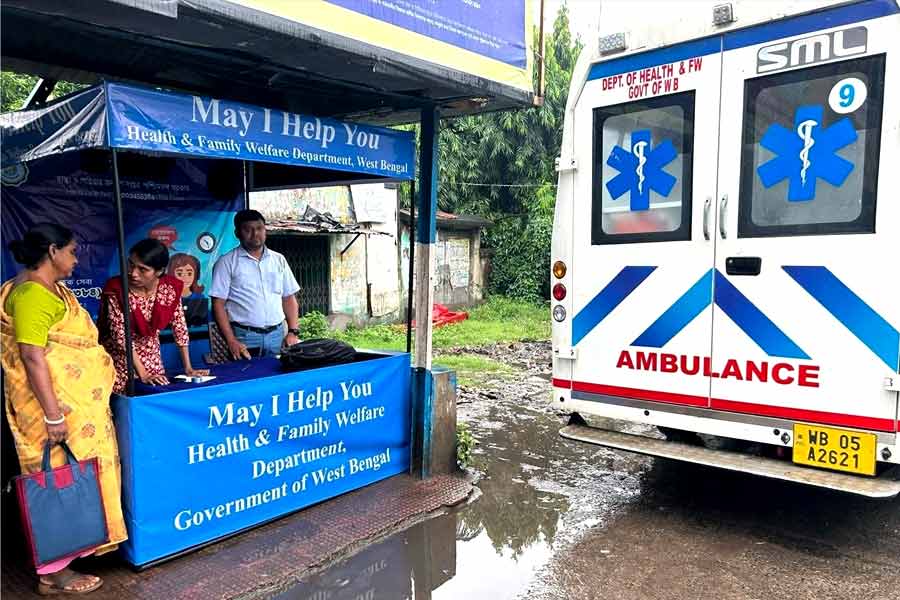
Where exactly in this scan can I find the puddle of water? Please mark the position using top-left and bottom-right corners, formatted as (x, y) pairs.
(446, 382), (653, 599)
(271, 511), (459, 600)
(277, 353), (652, 600)
(433, 528), (552, 600)
(273, 505), (558, 600)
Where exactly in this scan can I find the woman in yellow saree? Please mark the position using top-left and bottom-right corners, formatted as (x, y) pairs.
(1, 224), (127, 595)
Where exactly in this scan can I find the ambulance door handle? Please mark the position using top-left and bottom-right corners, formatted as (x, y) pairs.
(718, 194), (728, 239)
(703, 197), (712, 240)
(726, 256), (762, 276)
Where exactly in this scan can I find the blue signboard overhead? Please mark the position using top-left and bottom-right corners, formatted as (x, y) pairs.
(225, 0), (533, 94)
(324, 0), (527, 68)
(1, 82), (415, 180)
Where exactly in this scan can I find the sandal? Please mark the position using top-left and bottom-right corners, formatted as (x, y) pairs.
(37, 571), (103, 595)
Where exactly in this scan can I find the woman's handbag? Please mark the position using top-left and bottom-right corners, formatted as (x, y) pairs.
(15, 441), (109, 568)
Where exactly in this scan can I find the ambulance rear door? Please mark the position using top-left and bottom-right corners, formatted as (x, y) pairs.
(711, 3), (900, 436)
(569, 39), (723, 407)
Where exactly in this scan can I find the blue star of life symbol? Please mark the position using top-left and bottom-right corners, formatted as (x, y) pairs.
(605, 130), (677, 211)
(757, 105), (857, 202)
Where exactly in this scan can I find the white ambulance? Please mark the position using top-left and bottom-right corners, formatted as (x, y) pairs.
(551, 0), (900, 496)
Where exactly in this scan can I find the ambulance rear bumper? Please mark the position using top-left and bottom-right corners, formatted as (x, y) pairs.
(560, 423), (900, 498)
(554, 384), (899, 464)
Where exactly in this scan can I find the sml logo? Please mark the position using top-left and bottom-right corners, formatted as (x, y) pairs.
(757, 105), (857, 202)
(606, 130), (676, 210)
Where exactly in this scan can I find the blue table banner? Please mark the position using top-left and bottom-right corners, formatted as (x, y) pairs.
(112, 353), (411, 566)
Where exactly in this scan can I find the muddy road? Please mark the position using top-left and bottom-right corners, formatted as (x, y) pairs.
(281, 341), (900, 600)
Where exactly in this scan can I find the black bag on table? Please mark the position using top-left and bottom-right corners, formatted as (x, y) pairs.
(280, 338), (357, 371)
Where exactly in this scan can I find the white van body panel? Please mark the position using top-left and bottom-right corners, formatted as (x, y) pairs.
(551, 0), (900, 480)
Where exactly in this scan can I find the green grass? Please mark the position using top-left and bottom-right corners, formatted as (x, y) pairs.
(432, 353), (513, 387)
(336, 324), (406, 351)
(336, 296), (550, 352)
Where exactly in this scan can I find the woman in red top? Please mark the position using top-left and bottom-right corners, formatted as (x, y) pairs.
(99, 239), (208, 393)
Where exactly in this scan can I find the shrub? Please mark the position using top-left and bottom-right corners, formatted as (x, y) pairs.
(298, 311), (329, 340)
(485, 212), (552, 304)
(456, 422), (476, 468)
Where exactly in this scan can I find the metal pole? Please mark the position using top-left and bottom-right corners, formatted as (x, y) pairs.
(414, 108), (438, 372)
(111, 149), (136, 396)
(411, 106), (439, 479)
(536, 0), (547, 99)
(243, 160), (251, 209)
(24, 78), (57, 110)
(406, 180), (416, 354)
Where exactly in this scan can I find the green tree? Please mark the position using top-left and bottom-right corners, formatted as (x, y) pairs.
(1, 71), (85, 113)
(438, 6), (581, 302)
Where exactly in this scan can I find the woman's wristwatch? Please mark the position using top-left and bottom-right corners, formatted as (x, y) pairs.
(287, 328), (300, 336)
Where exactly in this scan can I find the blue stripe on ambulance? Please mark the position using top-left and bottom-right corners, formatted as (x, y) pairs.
(722, 0), (899, 50)
(573, 268), (808, 360)
(783, 266), (900, 370)
(631, 269), (809, 360)
(712, 272), (809, 360)
(571, 266), (656, 345)
(587, 0), (899, 81)
(631, 270), (713, 349)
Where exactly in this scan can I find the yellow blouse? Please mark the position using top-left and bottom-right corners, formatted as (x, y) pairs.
(3, 281), (66, 347)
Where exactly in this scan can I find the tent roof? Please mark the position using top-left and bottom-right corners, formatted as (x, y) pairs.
(1, 82), (416, 185)
(1, 0), (536, 126)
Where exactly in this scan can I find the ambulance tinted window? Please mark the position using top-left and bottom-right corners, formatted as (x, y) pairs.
(738, 55), (884, 237)
(592, 92), (694, 245)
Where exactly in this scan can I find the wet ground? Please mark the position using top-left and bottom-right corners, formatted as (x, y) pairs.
(281, 341), (900, 600)
(17, 340), (884, 599)
(0, 470), (475, 600)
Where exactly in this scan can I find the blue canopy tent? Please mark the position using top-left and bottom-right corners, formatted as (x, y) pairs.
(2, 82), (415, 178)
(2, 82), (428, 566)
(2, 0), (536, 503)
(1, 0), (531, 572)
(1, 81), (416, 395)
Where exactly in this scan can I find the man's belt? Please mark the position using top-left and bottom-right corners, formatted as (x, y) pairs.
(231, 322), (281, 335)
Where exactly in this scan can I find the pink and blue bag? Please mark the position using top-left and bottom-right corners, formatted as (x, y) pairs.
(15, 441), (109, 568)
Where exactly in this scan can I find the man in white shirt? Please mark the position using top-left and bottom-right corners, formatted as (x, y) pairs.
(210, 210), (301, 359)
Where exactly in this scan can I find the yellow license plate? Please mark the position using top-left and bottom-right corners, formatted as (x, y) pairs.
(793, 423), (877, 476)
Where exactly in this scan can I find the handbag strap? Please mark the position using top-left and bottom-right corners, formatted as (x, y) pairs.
(41, 441), (79, 473)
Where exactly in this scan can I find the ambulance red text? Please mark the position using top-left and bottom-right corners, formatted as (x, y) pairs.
(616, 350), (820, 388)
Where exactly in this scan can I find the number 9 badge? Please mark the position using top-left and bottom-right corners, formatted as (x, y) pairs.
(828, 77), (867, 114)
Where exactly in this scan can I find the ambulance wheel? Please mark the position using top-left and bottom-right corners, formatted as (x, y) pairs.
(659, 427), (703, 446)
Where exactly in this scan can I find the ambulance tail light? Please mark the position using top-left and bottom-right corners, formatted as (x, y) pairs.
(553, 260), (567, 279)
(552, 283), (567, 301)
(552, 305), (567, 322)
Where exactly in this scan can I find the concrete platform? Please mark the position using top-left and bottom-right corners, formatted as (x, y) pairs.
(1, 472), (475, 599)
